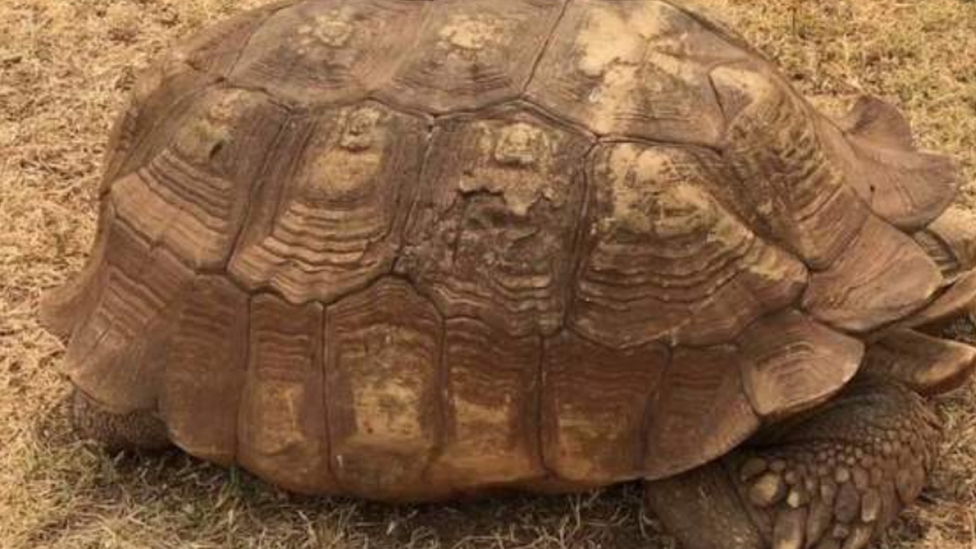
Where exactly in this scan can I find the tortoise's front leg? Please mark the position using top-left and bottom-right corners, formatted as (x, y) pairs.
(645, 377), (941, 549)
(71, 389), (171, 452)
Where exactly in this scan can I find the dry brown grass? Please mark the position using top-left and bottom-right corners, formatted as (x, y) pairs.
(1, 0), (975, 548)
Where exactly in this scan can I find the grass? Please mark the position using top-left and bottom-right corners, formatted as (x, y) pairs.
(1, 0), (975, 547)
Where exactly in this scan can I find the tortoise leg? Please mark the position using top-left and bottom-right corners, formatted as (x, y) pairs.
(71, 389), (171, 452)
(645, 376), (941, 549)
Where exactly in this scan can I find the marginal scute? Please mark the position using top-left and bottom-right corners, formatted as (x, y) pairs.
(571, 143), (808, 348)
(914, 230), (961, 284)
(838, 96), (915, 150)
(527, 0), (741, 145)
(325, 278), (444, 501)
(230, 0), (427, 106)
(915, 205), (976, 280)
(40, 202), (116, 340)
(644, 345), (760, 479)
(230, 102), (427, 304)
(161, 276), (248, 465)
(238, 294), (336, 494)
(820, 122), (961, 231)
(802, 216), (943, 333)
(712, 62), (870, 269)
(738, 311), (864, 419)
(893, 269), (976, 330)
(819, 96), (961, 230)
(380, 0), (566, 112)
(429, 318), (544, 490)
(400, 108), (590, 337)
(113, 88), (288, 270)
(64, 216), (195, 414)
(542, 331), (667, 484)
(863, 329), (976, 395)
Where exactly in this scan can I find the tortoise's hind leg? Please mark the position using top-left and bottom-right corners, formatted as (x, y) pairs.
(644, 377), (941, 549)
(71, 390), (171, 452)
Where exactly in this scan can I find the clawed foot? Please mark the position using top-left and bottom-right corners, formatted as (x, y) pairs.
(646, 377), (941, 549)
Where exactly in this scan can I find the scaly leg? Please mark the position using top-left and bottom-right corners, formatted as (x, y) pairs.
(71, 389), (171, 452)
(645, 376), (941, 549)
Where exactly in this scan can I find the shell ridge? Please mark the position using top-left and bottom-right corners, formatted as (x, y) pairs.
(520, 0), (574, 95)
(571, 141), (808, 348)
(221, 0), (304, 79)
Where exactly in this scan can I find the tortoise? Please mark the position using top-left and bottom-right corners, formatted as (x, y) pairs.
(41, 1), (976, 548)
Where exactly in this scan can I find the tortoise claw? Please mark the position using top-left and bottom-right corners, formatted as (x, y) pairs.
(645, 378), (941, 549)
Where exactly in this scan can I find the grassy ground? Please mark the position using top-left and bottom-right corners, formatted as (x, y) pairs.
(1, 0), (975, 547)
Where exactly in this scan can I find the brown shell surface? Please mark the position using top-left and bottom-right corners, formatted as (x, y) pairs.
(49, 0), (963, 501)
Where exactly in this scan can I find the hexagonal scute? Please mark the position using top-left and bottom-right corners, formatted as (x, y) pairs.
(230, 0), (427, 106)
(111, 88), (289, 271)
(526, 0), (746, 145)
(378, 0), (566, 113)
(229, 102), (428, 304)
(569, 143), (808, 349)
(399, 107), (593, 338)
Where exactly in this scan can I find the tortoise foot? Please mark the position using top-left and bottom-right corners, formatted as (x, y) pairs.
(645, 377), (942, 549)
(71, 390), (171, 452)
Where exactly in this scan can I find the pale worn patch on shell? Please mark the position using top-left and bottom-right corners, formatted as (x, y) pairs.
(457, 121), (562, 217)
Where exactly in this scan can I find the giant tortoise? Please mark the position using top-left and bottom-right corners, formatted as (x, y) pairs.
(42, 1), (976, 548)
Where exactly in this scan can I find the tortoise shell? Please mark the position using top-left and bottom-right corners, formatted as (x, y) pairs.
(44, 0), (966, 501)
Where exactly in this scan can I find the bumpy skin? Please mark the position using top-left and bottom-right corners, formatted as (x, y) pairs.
(646, 376), (942, 549)
(72, 391), (171, 452)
